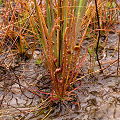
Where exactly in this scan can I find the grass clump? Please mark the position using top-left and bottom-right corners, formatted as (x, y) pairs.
(31, 0), (88, 100)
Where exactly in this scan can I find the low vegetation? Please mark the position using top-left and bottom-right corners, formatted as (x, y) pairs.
(0, 0), (119, 119)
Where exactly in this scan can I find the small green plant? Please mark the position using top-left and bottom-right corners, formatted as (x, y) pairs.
(36, 59), (42, 66)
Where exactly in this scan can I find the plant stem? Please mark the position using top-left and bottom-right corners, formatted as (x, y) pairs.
(58, 0), (63, 67)
(95, 0), (103, 73)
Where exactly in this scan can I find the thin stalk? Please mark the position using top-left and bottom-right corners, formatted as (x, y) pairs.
(66, 14), (76, 84)
(63, 0), (67, 38)
(58, 0), (63, 67)
(117, 32), (120, 75)
(95, 0), (103, 73)
(50, 0), (57, 57)
(61, 27), (69, 97)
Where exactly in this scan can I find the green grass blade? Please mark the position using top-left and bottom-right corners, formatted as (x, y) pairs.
(45, 0), (51, 33)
